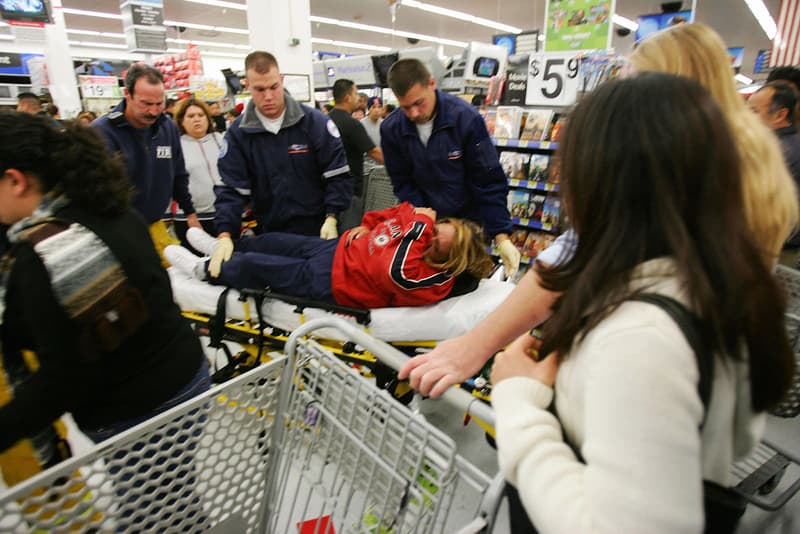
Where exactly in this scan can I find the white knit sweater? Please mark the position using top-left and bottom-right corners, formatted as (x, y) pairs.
(492, 258), (763, 533)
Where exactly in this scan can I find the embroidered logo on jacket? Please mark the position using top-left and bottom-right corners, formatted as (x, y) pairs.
(288, 144), (311, 154)
(448, 149), (463, 160)
(156, 146), (172, 159)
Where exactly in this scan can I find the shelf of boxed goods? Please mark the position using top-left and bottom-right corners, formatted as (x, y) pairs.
(491, 138), (559, 151)
(508, 178), (559, 193)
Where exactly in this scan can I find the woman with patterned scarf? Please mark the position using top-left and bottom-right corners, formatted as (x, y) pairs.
(0, 113), (210, 528)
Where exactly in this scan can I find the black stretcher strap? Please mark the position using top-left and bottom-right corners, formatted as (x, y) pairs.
(239, 288), (372, 326)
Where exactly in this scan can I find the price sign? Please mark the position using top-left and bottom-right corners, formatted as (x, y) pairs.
(78, 75), (120, 99)
(525, 51), (580, 106)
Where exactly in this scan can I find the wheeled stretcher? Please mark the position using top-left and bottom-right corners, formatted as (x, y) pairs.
(168, 267), (515, 399)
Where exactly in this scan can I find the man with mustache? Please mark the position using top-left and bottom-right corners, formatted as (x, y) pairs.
(93, 62), (199, 264)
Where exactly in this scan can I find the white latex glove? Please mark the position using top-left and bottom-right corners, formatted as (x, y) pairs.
(320, 216), (338, 239)
(497, 239), (521, 280)
(208, 236), (234, 278)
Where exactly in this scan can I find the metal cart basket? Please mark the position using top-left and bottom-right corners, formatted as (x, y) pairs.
(0, 318), (503, 533)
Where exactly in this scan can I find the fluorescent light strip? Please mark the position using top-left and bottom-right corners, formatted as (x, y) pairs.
(167, 37), (250, 50)
(61, 8), (122, 20)
(612, 14), (639, 31)
(735, 73), (754, 85)
(67, 29), (126, 38)
(743, 0), (777, 40)
(400, 0), (521, 34)
(68, 40), (128, 49)
(163, 19), (249, 35)
(197, 50), (247, 59)
(311, 38), (391, 52)
(184, 0), (246, 11)
(310, 15), (466, 48)
(0, 34), (14, 40)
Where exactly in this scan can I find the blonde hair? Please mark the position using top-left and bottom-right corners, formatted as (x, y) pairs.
(425, 218), (494, 278)
(631, 23), (798, 265)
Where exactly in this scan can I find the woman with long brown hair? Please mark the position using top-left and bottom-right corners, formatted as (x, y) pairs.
(490, 72), (794, 532)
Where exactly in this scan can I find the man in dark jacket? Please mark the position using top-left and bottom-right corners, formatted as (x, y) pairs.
(328, 78), (384, 231)
(750, 81), (800, 246)
(93, 63), (199, 261)
(210, 51), (353, 278)
(379, 59), (520, 277)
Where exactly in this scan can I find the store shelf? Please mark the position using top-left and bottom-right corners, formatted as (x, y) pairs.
(511, 217), (557, 233)
(508, 179), (559, 192)
(492, 138), (559, 150)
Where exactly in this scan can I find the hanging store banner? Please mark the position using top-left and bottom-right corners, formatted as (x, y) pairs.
(120, 0), (166, 53)
(543, 0), (615, 52)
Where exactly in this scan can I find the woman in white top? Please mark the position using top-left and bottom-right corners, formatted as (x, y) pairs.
(173, 98), (225, 250)
(490, 72), (795, 533)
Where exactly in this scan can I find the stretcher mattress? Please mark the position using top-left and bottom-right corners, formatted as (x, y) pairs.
(168, 268), (515, 342)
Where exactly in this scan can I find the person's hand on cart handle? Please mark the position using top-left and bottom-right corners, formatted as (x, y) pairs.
(345, 226), (369, 246)
(209, 233), (234, 278)
(491, 332), (559, 387)
(398, 334), (494, 398)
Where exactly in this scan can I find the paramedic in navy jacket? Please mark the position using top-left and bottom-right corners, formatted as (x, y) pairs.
(210, 51), (353, 278)
(93, 63), (199, 262)
(380, 58), (520, 277)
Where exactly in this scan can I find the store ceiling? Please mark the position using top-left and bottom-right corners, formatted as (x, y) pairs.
(1, 0), (783, 79)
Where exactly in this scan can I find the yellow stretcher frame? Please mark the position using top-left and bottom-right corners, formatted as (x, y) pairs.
(180, 287), (495, 436)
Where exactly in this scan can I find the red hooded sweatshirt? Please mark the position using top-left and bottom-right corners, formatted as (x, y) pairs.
(331, 202), (454, 308)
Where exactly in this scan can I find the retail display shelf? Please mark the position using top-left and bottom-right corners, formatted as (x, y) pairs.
(508, 179), (559, 192)
(510, 217), (557, 232)
(492, 138), (559, 150)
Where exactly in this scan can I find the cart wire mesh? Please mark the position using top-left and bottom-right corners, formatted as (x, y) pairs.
(0, 357), (286, 533)
(262, 338), (465, 533)
(0, 318), (503, 533)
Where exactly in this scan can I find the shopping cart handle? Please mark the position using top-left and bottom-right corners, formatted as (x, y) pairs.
(285, 317), (496, 427)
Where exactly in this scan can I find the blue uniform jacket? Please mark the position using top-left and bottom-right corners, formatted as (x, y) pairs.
(93, 100), (194, 224)
(215, 90), (353, 237)
(380, 89), (512, 237)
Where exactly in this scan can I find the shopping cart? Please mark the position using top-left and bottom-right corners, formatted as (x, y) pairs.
(728, 265), (800, 511)
(0, 318), (505, 533)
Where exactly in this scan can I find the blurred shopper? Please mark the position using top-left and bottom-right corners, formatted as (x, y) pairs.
(0, 112), (208, 457)
(173, 98), (225, 249)
(329, 79), (384, 231)
(76, 111), (97, 127)
(208, 100), (227, 133)
(361, 96), (383, 147)
(15, 92), (43, 115)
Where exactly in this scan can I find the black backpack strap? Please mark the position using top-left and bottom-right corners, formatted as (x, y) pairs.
(629, 293), (713, 417)
(629, 293), (745, 533)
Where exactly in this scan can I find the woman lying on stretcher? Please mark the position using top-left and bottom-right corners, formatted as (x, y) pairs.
(166, 201), (495, 308)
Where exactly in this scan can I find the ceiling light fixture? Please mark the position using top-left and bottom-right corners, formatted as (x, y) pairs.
(399, 0), (522, 34)
(735, 73), (754, 85)
(311, 37), (391, 52)
(743, 0), (777, 39)
(61, 8), (123, 20)
(0, 34), (14, 40)
(167, 37), (250, 50)
(612, 14), (639, 31)
(163, 19), (249, 35)
(183, 0), (247, 11)
(67, 29), (126, 38)
(310, 15), (466, 48)
(68, 40), (129, 49)
(196, 50), (247, 59)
